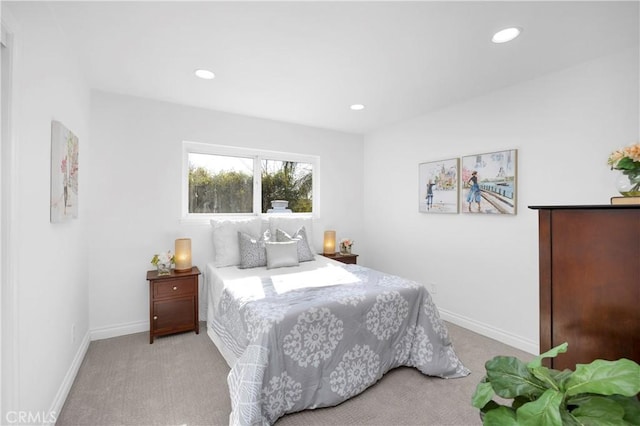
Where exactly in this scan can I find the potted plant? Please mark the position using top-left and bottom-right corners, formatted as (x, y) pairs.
(472, 342), (640, 425)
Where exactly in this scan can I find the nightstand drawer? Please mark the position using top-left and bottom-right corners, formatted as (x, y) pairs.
(154, 279), (196, 298)
(339, 256), (357, 264)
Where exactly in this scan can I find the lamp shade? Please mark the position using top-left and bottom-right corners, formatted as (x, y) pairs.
(323, 230), (336, 255)
(174, 238), (192, 272)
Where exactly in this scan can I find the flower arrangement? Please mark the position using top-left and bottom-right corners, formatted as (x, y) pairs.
(151, 250), (174, 275)
(608, 142), (640, 196)
(151, 250), (175, 266)
(340, 238), (354, 253)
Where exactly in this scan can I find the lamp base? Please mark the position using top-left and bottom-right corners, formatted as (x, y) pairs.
(174, 267), (192, 273)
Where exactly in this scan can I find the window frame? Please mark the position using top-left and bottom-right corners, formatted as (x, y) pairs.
(181, 141), (320, 222)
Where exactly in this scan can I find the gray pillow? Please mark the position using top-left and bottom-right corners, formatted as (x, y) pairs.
(265, 241), (299, 269)
(275, 226), (315, 262)
(238, 230), (270, 269)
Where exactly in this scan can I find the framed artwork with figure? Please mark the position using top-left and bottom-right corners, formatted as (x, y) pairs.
(460, 149), (517, 215)
(418, 158), (459, 213)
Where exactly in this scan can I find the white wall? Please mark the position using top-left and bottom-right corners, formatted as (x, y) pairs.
(3, 2), (91, 420)
(362, 47), (639, 354)
(87, 92), (364, 337)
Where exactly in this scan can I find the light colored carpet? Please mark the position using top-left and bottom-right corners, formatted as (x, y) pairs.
(56, 322), (533, 426)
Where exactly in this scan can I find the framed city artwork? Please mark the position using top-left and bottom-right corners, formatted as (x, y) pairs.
(418, 158), (459, 213)
(460, 149), (517, 215)
(50, 120), (79, 222)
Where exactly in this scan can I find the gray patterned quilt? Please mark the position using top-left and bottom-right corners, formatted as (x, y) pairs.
(211, 261), (470, 425)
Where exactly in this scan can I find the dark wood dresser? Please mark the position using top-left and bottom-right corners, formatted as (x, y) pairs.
(146, 266), (200, 344)
(529, 205), (639, 369)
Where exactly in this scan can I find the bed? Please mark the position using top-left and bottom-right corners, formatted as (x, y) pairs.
(205, 216), (470, 425)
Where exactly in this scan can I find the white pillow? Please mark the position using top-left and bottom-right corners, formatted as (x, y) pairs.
(265, 241), (299, 269)
(275, 227), (315, 262)
(260, 217), (270, 235)
(269, 216), (316, 253)
(210, 217), (261, 267)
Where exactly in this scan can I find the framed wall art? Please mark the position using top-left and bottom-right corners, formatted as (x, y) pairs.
(50, 120), (79, 222)
(418, 158), (459, 213)
(460, 149), (517, 215)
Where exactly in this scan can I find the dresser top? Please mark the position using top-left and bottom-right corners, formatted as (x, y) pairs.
(528, 204), (639, 210)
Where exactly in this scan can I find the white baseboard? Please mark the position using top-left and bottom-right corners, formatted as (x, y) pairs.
(46, 330), (90, 425)
(90, 320), (148, 341)
(89, 313), (537, 353)
(439, 308), (538, 355)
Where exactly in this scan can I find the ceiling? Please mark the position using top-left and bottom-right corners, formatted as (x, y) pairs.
(11, 1), (640, 134)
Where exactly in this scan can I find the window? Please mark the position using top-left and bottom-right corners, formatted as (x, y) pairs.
(182, 142), (319, 219)
(189, 153), (253, 214)
(260, 159), (313, 213)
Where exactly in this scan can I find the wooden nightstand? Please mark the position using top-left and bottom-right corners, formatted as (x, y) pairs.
(321, 252), (358, 264)
(146, 266), (200, 344)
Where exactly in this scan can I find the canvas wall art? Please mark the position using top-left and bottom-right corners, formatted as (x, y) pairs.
(50, 120), (79, 222)
(460, 149), (517, 215)
(418, 158), (459, 213)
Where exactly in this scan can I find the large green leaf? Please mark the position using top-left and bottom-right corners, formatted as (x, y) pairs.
(566, 359), (640, 397)
(486, 356), (547, 399)
(530, 366), (561, 392)
(512, 396), (533, 410)
(559, 407), (583, 426)
(528, 342), (568, 369)
(569, 394), (640, 423)
(480, 400), (502, 414)
(609, 395), (640, 425)
(571, 395), (626, 425)
(572, 417), (627, 426)
(616, 157), (640, 171)
(548, 368), (574, 392)
(472, 381), (495, 409)
(516, 389), (563, 426)
(483, 406), (517, 426)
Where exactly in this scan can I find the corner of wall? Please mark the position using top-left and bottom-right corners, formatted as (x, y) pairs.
(46, 330), (90, 425)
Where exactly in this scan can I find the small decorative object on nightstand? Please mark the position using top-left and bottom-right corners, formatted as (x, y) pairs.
(339, 238), (354, 255)
(322, 252), (358, 265)
(146, 266), (200, 344)
(151, 249), (174, 276)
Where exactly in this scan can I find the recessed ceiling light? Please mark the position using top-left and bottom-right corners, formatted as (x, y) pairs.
(492, 27), (521, 44)
(194, 69), (215, 80)
(350, 104), (365, 111)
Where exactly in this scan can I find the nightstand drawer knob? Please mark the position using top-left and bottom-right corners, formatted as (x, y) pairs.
(172, 286), (178, 291)
(153, 316), (158, 320)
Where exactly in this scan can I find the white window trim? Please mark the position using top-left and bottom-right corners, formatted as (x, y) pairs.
(181, 141), (320, 223)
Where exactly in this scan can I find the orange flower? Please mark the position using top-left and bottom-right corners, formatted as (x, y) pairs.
(608, 143), (640, 168)
(624, 144), (640, 162)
